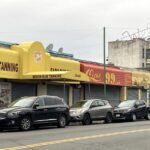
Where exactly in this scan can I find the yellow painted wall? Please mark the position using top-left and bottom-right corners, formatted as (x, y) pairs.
(17, 42), (49, 73)
(132, 70), (150, 87)
(50, 56), (80, 72)
(1, 41), (150, 86)
(0, 47), (19, 79)
(0, 41), (81, 79)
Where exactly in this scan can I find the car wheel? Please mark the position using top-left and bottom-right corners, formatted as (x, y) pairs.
(105, 113), (113, 123)
(57, 115), (66, 128)
(20, 116), (32, 131)
(82, 114), (91, 125)
(131, 113), (137, 121)
(144, 112), (150, 120)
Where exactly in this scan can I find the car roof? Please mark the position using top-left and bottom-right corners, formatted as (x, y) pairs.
(19, 95), (63, 100)
(124, 100), (143, 102)
(79, 99), (106, 102)
(38, 95), (63, 99)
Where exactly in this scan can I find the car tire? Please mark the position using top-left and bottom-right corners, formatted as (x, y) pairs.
(57, 115), (66, 128)
(144, 112), (150, 120)
(105, 112), (113, 123)
(131, 113), (137, 121)
(82, 113), (91, 125)
(20, 116), (32, 131)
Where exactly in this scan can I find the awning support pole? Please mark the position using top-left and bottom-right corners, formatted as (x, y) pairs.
(63, 79), (66, 101)
(88, 83), (91, 98)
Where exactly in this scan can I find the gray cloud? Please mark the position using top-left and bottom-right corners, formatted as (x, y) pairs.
(0, 0), (150, 62)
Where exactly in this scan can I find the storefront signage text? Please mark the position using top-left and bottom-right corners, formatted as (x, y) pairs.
(85, 68), (117, 85)
(0, 61), (18, 72)
(132, 73), (150, 86)
(106, 72), (116, 84)
(32, 74), (61, 79)
(75, 74), (81, 78)
(50, 68), (68, 71)
(86, 69), (101, 81)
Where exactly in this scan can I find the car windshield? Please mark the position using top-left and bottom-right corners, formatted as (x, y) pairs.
(71, 100), (91, 108)
(118, 100), (136, 108)
(8, 97), (36, 108)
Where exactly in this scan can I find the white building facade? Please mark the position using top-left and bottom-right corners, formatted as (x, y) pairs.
(108, 38), (150, 69)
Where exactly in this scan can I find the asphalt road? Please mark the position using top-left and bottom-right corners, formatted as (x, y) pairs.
(0, 120), (150, 150)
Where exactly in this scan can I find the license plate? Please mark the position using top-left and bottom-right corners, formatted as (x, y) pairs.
(116, 114), (120, 117)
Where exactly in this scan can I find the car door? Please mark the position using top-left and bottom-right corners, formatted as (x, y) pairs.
(140, 100), (147, 117)
(96, 100), (107, 118)
(44, 97), (59, 122)
(89, 100), (99, 120)
(136, 100), (147, 118)
(32, 97), (48, 124)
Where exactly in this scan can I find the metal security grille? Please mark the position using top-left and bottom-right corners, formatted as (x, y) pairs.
(73, 88), (81, 104)
(141, 89), (147, 100)
(127, 88), (138, 100)
(84, 84), (120, 106)
(11, 82), (37, 101)
(47, 84), (69, 104)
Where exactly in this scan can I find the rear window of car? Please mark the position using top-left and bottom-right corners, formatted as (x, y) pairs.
(102, 100), (108, 105)
(137, 100), (146, 106)
(44, 97), (64, 106)
(71, 100), (91, 108)
(97, 100), (105, 106)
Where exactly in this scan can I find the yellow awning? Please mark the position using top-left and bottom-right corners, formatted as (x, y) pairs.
(22, 71), (90, 82)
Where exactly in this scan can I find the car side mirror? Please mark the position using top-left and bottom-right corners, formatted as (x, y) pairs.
(134, 104), (138, 108)
(33, 103), (39, 109)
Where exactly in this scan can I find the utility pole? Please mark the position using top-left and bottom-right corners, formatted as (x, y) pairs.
(103, 27), (106, 99)
(147, 88), (150, 106)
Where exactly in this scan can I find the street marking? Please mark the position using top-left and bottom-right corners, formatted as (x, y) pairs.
(1, 128), (150, 150)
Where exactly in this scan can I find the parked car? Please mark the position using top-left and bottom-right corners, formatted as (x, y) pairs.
(114, 100), (150, 121)
(0, 95), (70, 131)
(70, 99), (114, 125)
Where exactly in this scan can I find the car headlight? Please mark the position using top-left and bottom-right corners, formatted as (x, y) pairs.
(70, 109), (86, 116)
(7, 111), (20, 118)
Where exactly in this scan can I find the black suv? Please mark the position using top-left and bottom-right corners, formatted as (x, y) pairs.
(114, 100), (150, 121)
(0, 95), (70, 131)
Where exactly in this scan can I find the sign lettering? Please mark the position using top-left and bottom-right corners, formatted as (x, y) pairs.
(33, 74), (61, 79)
(0, 61), (18, 72)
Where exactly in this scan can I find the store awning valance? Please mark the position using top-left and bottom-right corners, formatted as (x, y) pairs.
(22, 71), (90, 82)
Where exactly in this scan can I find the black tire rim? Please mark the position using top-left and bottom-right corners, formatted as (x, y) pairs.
(147, 112), (150, 120)
(59, 116), (66, 127)
(84, 114), (90, 125)
(21, 118), (31, 130)
(132, 114), (136, 121)
(106, 113), (112, 123)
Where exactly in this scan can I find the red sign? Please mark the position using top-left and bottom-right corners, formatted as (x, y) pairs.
(80, 62), (132, 86)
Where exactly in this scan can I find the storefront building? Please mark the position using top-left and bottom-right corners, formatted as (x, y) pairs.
(130, 70), (150, 102)
(80, 62), (132, 106)
(0, 40), (150, 107)
(0, 41), (89, 106)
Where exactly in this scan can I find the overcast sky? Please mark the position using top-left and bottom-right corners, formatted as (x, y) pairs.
(1, 0), (150, 62)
